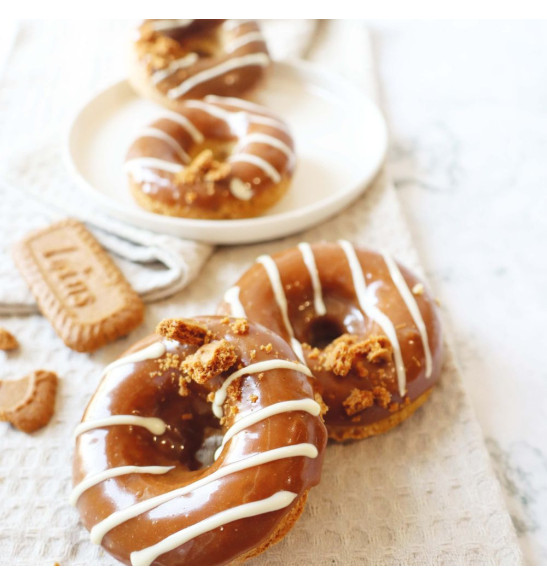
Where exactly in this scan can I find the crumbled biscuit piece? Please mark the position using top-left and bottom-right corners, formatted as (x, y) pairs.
(343, 388), (375, 416)
(156, 318), (210, 346)
(181, 339), (237, 384)
(319, 334), (393, 376)
(355, 336), (392, 364)
(249, 394), (258, 403)
(0, 328), (18, 351)
(0, 370), (57, 433)
(342, 385), (392, 417)
(319, 335), (357, 376)
(175, 149), (231, 186)
(412, 283), (424, 296)
(372, 386), (392, 409)
(314, 392), (329, 417)
(221, 316), (230, 325)
(249, 349), (257, 360)
(178, 375), (190, 397)
(259, 343), (273, 354)
(231, 318), (249, 335)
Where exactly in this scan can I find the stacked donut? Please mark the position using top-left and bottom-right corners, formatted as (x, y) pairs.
(72, 240), (443, 565)
(125, 19), (295, 220)
(72, 20), (444, 567)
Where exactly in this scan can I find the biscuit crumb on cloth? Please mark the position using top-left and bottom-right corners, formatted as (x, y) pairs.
(0, 327), (18, 351)
(0, 370), (58, 433)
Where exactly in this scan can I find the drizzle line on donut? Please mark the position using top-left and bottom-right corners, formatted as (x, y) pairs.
(213, 398), (321, 460)
(167, 53), (270, 100)
(74, 415), (167, 438)
(130, 490), (298, 566)
(102, 341), (166, 375)
(225, 31), (266, 54)
(223, 286), (247, 318)
(256, 255), (306, 363)
(185, 99), (289, 134)
(86, 443), (317, 549)
(212, 358), (312, 417)
(381, 251), (433, 378)
(150, 53), (199, 85)
(147, 19), (194, 33)
(297, 242), (327, 316)
(338, 240), (407, 396)
(124, 157), (184, 176)
(132, 127), (191, 163)
(70, 465), (175, 506)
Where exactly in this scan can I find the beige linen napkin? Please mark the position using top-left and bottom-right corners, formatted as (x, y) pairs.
(0, 20), (522, 565)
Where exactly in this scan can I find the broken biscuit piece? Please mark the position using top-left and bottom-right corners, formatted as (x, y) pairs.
(156, 318), (210, 346)
(181, 339), (237, 384)
(0, 328), (18, 351)
(0, 370), (57, 433)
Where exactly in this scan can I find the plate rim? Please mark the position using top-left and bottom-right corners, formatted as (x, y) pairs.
(65, 58), (388, 244)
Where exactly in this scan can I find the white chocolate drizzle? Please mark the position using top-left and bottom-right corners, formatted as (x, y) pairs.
(382, 252), (433, 378)
(130, 490), (298, 566)
(212, 358), (312, 418)
(223, 20), (255, 31)
(204, 94), (279, 117)
(223, 286), (247, 317)
(257, 255), (306, 362)
(185, 99), (289, 134)
(148, 19), (194, 32)
(88, 444), (317, 548)
(214, 398), (321, 460)
(102, 341), (166, 376)
(74, 415), (167, 438)
(70, 465), (174, 506)
(167, 53), (270, 100)
(229, 177), (253, 200)
(297, 242), (327, 316)
(124, 157), (184, 176)
(239, 132), (295, 165)
(225, 32), (265, 53)
(158, 111), (204, 143)
(151, 53), (199, 85)
(338, 240), (407, 396)
(229, 152), (281, 183)
(133, 128), (190, 164)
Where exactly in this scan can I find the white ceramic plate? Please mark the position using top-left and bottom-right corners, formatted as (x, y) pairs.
(66, 60), (387, 244)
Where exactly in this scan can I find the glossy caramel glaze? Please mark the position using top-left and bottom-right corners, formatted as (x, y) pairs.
(217, 242), (444, 439)
(72, 316), (327, 565)
(130, 20), (270, 104)
(125, 97), (295, 219)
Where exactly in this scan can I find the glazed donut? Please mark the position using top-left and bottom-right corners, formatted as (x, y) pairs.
(129, 20), (270, 108)
(124, 96), (295, 219)
(72, 316), (327, 566)
(217, 241), (443, 441)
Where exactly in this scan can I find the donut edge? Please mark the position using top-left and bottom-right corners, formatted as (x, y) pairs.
(326, 386), (435, 442)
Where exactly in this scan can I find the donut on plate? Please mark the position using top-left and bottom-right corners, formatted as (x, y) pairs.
(72, 316), (327, 566)
(217, 241), (444, 441)
(129, 20), (270, 108)
(124, 95), (295, 219)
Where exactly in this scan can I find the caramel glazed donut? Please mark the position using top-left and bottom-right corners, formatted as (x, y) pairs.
(72, 316), (327, 566)
(124, 96), (295, 219)
(218, 241), (444, 441)
(129, 20), (270, 108)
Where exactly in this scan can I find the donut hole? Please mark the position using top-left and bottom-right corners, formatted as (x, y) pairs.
(305, 316), (346, 349)
(151, 390), (222, 471)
